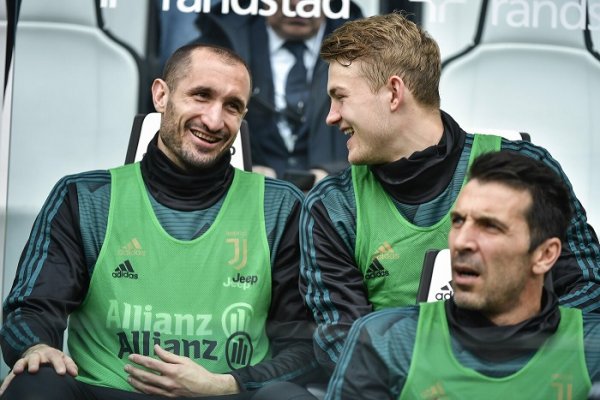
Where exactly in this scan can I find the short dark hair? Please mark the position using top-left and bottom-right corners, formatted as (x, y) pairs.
(162, 43), (252, 92)
(468, 151), (572, 251)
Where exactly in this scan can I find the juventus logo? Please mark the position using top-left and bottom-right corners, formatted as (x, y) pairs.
(226, 238), (248, 270)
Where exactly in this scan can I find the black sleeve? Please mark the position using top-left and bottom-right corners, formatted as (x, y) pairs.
(325, 308), (419, 400)
(300, 195), (372, 373)
(231, 201), (322, 390)
(0, 178), (89, 367)
(327, 328), (395, 400)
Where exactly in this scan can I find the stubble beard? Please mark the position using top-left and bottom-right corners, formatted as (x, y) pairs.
(160, 106), (226, 171)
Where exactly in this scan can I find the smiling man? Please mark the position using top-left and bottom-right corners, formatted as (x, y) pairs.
(0, 44), (318, 399)
(299, 12), (600, 374)
(324, 151), (600, 399)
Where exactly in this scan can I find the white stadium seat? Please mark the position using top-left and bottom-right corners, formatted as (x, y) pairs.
(439, 0), (600, 229)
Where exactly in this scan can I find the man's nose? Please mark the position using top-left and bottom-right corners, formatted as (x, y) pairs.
(201, 103), (225, 132)
(325, 103), (341, 126)
(450, 224), (477, 252)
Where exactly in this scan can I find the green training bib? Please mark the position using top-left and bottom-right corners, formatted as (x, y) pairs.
(354, 134), (501, 309)
(400, 302), (591, 400)
(69, 164), (271, 390)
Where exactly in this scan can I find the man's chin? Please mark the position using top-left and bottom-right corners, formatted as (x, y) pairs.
(181, 153), (225, 172)
(452, 293), (482, 311)
(348, 155), (368, 166)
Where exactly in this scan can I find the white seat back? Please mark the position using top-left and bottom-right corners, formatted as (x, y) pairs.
(100, 1), (149, 58)
(421, 0), (484, 61)
(417, 249), (453, 303)
(439, 0), (600, 229)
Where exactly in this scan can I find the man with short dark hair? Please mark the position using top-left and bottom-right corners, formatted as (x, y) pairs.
(325, 151), (600, 399)
(0, 43), (317, 399)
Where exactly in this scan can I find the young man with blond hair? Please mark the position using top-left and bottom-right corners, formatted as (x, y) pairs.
(300, 12), (600, 373)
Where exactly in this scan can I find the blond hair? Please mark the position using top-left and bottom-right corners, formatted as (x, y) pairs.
(321, 12), (441, 109)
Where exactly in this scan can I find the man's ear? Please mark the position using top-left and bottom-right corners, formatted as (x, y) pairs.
(152, 79), (169, 113)
(531, 237), (562, 276)
(388, 75), (405, 112)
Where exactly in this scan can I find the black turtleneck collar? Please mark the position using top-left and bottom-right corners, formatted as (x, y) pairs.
(139, 134), (235, 211)
(445, 287), (561, 362)
(370, 111), (467, 205)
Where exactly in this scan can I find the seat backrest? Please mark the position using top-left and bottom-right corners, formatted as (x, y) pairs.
(11, 0), (140, 186)
(439, 0), (600, 230)
(3, 0), (141, 377)
(420, 0), (484, 61)
(126, 112), (252, 171)
(100, 0), (149, 58)
(7, 0), (140, 228)
(417, 249), (453, 303)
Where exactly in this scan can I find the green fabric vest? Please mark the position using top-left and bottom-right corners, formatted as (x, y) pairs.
(400, 302), (592, 400)
(68, 163), (272, 391)
(353, 134), (501, 310)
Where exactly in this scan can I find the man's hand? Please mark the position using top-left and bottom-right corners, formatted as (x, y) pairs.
(309, 168), (328, 184)
(0, 344), (78, 395)
(252, 165), (277, 178)
(125, 345), (240, 397)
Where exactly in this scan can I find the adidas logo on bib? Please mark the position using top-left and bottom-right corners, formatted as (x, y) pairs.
(112, 260), (138, 280)
(365, 259), (390, 280)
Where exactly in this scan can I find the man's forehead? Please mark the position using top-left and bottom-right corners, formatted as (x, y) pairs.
(185, 51), (250, 94)
(327, 61), (361, 89)
(457, 179), (532, 216)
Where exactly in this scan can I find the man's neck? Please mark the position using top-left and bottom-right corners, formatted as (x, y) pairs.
(486, 306), (542, 326)
(392, 106), (444, 161)
(484, 288), (544, 326)
(445, 288), (561, 362)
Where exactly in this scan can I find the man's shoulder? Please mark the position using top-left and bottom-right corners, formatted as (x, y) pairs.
(54, 170), (112, 210)
(497, 137), (570, 175)
(264, 176), (304, 203)
(481, 132), (549, 158)
(304, 167), (354, 206)
(583, 311), (600, 326)
(465, 133), (561, 170)
(57, 169), (112, 191)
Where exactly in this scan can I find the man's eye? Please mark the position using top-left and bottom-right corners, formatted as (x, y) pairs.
(226, 103), (242, 114)
(451, 215), (464, 226)
(482, 222), (501, 232)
